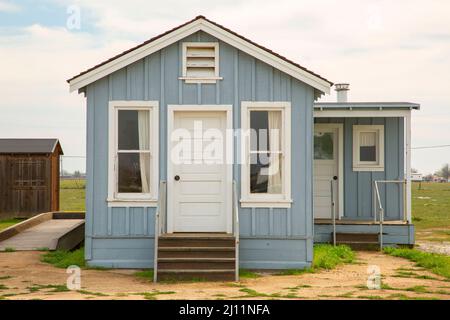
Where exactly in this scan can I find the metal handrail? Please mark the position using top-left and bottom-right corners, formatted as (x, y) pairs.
(233, 180), (239, 282)
(153, 180), (167, 283)
(373, 179), (407, 251)
(373, 181), (384, 251)
(330, 179), (337, 246)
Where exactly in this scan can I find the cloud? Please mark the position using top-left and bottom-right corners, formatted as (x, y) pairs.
(1, 0), (450, 173)
(0, 0), (20, 12)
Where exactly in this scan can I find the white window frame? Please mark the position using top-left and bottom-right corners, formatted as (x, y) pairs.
(179, 42), (222, 84)
(107, 101), (159, 207)
(240, 101), (292, 208)
(353, 125), (385, 172)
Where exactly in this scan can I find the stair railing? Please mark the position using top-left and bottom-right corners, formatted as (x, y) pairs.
(373, 180), (407, 251)
(373, 181), (384, 251)
(153, 180), (167, 283)
(233, 180), (239, 282)
(330, 179), (336, 246)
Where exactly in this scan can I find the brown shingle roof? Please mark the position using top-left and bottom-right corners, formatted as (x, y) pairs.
(67, 15), (333, 86)
(0, 139), (63, 154)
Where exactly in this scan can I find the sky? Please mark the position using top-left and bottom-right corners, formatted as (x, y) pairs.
(0, 0), (449, 174)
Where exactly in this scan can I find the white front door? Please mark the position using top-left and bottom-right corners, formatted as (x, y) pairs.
(313, 124), (343, 219)
(167, 107), (232, 233)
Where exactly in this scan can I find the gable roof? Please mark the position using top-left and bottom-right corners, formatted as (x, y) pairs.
(0, 139), (63, 155)
(67, 15), (333, 94)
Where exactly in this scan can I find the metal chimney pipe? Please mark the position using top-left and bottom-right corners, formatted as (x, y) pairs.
(335, 83), (350, 103)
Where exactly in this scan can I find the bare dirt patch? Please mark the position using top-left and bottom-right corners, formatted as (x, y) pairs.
(0, 251), (449, 300)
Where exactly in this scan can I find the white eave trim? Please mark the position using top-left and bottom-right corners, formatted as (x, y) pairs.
(314, 109), (412, 118)
(68, 18), (331, 94)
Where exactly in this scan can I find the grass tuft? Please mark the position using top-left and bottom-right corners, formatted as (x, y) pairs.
(134, 270), (154, 281)
(0, 218), (26, 231)
(239, 269), (261, 279)
(27, 284), (70, 293)
(77, 290), (108, 296)
(279, 244), (355, 275)
(40, 248), (85, 268)
(384, 247), (450, 279)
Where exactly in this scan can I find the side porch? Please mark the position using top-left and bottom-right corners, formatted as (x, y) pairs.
(312, 103), (419, 247)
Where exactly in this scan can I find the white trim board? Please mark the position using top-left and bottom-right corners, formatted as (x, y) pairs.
(352, 125), (385, 172)
(314, 110), (411, 118)
(68, 18), (331, 94)
(107, 100), (159, 207)
(166, 104), (233, 233)
(240, 101), (292, 208)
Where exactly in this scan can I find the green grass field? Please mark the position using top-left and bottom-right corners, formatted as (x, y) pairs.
(60, 179), (85, 211)
(412, 182), (450, 241)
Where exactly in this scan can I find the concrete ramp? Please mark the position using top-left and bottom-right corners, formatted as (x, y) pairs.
(0, 212), (84, 251)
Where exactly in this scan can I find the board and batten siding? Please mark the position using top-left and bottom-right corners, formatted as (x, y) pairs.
(85, 31), (314, 269)
(315, 117), (405, 221)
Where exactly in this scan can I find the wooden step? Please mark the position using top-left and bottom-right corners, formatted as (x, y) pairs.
(157, 269), (235, 281)
(159, 237), (235, 248)
(158, 257), (235, 270)
(156, 233), (236, 281)
(335, 232), (379, 243)
(158, 247), (235, 258)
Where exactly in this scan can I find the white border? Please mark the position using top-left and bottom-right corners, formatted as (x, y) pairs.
(107, 100), (159, 207)
(166, 104), (233, 233)
(314, 123), (344, 219)
(352, 125), (385, 172)
(68, 18), (331, 94)
(240, 101), (292, 208)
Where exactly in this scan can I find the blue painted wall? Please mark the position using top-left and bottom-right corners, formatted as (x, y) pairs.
(85, 31), (315, 269)
(315, 117), (405, 221)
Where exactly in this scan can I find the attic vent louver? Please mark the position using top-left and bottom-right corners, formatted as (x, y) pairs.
(181, 42), (221, 84)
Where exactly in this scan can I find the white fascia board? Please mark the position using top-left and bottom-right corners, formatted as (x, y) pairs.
(199, 20), (331, 94)
(314, 109), (411, 118)
(69, 19), (331, 94)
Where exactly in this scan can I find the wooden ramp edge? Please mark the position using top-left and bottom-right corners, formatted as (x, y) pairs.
(0, 212), (85, 251)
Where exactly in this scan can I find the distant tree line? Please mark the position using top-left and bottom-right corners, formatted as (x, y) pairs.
(61, 170), (86, 178)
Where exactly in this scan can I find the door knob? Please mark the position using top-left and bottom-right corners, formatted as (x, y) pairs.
(174, 175), (180, 181)
(333, 176), (338, 180)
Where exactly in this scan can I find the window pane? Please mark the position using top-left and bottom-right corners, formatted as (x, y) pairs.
(314, 132), (334, 160)
(250, 153), (282, 194)
(360, 146), (377, 162)
(360, 132), (376, 147)
(359, 131), (377, 162)
(250, 111), (268, 151)
(118, 110), (149, 150)
(250, 110), (282, 152)
(118, 153), (150, 193)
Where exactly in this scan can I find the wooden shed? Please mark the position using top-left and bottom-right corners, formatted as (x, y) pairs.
(0, 139), (63, 219)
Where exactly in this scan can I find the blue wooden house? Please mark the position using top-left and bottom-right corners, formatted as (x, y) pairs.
(68, 16), (419, 281)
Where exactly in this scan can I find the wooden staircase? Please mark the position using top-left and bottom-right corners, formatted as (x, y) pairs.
(335, 232), (380, 250)
(156, 233), (237, 281)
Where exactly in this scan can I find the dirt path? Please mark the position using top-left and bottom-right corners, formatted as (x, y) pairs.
(0, 251), (449, 300)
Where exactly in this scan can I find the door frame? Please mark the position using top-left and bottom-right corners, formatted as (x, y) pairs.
(314, 123), (344, 219)
(166, 105), (233, 233)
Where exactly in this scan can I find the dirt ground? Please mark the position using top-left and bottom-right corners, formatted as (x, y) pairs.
(0, 251), (449, 300)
